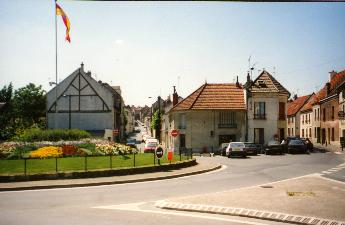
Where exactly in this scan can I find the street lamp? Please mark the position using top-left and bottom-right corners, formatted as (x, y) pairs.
(148, 97), (153, 136)
(62, 94), (71, 129)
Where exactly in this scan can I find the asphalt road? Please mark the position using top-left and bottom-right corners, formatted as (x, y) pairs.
(1, 123), (344, 224)
(1, 146), (344, 225)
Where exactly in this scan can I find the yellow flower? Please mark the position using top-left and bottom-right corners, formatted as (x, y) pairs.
(29, 146), (63, 159)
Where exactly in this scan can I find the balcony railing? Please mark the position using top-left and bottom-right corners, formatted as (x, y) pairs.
(254, 113), (266, 120)
(218, 124), (237, 129)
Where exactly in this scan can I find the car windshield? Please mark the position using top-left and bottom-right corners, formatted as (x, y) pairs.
(230, 143), (244, 148)
(268, 140), (280, 146)
(147, 143), (157, 147)
(244, 143), (256, 147)
(221, 143), (229, 148)
(289, 140), (304, 145)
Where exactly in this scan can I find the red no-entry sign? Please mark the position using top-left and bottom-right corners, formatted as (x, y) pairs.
(171, 129), (179, 137)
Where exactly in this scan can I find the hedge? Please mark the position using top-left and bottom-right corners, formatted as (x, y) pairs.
(14, 128), (91, 142)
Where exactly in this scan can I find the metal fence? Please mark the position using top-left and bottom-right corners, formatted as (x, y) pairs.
(1, 151), (193, 176)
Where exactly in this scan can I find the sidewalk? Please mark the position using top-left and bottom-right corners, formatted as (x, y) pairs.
(0, 158), (220, 192)
(156, 174), (345, 225)
(314, 143), (345, 158)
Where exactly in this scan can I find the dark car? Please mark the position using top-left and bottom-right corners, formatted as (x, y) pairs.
(281, 136), (299, 153)
(287, 139), (308, 154)
(263, 140), (283, 155)
(244, 142), (258, 155)
(126, 139), (137, 149)
(301, 138), (313, 151)
(219, 143), (229, 156)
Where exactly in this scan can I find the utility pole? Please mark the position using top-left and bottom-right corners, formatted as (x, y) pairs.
(157, 96), (161, 143)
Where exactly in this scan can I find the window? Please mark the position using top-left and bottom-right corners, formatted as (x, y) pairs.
(317, 108), (320, 120)
(279, 102), (285, 120)
(314, 109), (316, 120)
(309, 128), (312, 138)
(332, 128), (335, 141)
(178, 114), (186, 129)
(254, 102), (266, 119)
(323, 108), (326, 121)
(302, 115), (304, 124)
(332, 106), (335, 120)
(309, 114), (311, 123)
(292, 128), (294, 136)
(302, 129), (304, 138)
(314, 127), (317, 138)
(254, 128), (264, 144)
(306, 129), (308, 138)
(219, 111), (236, 128)
(288, 128), (290, 136)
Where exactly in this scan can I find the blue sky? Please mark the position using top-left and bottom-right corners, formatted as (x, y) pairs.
(0, 1), (344, 106)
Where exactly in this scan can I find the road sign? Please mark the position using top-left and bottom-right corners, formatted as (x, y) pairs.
(113, 129), (119, 136)
(155, 147), (164, 159)
(171, 129), (179, 137)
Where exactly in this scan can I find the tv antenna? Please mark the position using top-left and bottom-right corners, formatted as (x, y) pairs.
(248, 55), (258, 80)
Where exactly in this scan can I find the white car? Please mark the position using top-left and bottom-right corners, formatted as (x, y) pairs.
(225, 142), (247, 158)
(144, 138), (159, 153)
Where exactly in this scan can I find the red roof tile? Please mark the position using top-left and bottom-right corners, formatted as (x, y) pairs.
(300, 93), (316, 112)
(329, 70), (345, 96)
(287, 94), (312, 116)
(172, 83), (245, 111)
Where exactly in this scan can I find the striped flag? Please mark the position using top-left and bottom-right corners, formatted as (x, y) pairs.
(56, 3), (71, 43)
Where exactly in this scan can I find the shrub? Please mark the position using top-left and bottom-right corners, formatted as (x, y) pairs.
(29, 146), (63, 159)
(14, 128), (91, 142)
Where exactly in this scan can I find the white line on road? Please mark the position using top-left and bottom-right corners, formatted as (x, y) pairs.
(93, 202), (270, 225)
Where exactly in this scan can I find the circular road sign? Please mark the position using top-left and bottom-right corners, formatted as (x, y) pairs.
(171, 129), (179, 137)
(155, 147), (164, 159)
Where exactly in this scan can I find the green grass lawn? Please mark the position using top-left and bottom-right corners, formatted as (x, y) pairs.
(0, 153), (190, 175)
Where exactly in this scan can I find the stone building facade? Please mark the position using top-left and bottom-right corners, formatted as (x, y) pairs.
(169, 83), (246, 153)
(245, 70), (290, 144)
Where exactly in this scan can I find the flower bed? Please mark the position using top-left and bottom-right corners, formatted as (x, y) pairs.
(29, 146), (63, 159)
(61, 145), (86, 157)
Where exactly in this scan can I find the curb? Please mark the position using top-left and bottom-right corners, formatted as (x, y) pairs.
(155, 201), (345, 225)
(0, 163), (221, 192)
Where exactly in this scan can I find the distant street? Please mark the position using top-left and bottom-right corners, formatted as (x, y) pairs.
(1, 145), (344, 224)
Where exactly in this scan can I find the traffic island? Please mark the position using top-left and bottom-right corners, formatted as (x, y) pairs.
(0, 159), (221, 191)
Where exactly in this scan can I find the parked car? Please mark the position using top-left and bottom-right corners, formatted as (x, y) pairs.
(287, 139), (308, 154)
(244, 142), (258, 155)
(301, 138), (313, 151)
(126, 139), (137, 149)
(226, 142), (246, 158)
(281, 136), (299, 153)
(218, 143), (229, 156)
(144, 139), (158, 153)
(263, 140), (283, 155)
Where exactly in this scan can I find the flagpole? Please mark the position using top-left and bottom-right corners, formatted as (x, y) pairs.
(55, 0), (58, 128)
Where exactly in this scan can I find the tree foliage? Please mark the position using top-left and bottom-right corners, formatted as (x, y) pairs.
(0, 83), (46, 140)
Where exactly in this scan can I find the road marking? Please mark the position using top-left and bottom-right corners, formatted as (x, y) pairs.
(94, 202), (270, 225)
(315, 174), (345, 185)
(321, 171), (333, 174)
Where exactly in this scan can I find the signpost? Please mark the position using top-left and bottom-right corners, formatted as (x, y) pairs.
(338, 111), (344, 119)
(171, 129), (179, 137)
(155, 146), (164, 165)
(113, 129), (119, 136)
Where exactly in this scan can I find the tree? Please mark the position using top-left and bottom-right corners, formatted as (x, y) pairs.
(13, 83), (46, 127)
(0, 83), (15, 140)
(151, 110), (163, 142)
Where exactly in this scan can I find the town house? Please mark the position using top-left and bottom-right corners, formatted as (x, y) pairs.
(287, 94), (311, 138)
(46, 63), (125, 139)
(169, 81), (246, 153)
(245, 70), (290, 144)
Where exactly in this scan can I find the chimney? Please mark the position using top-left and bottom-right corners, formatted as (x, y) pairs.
(247, 72), (250, 83)
(293, 94), (298, 100)
(86, 71), (91, 76)
(80, 62), (84, 72)
(173, 86), (178, 106)
(329, 70), (337, 82)
(236, 76), (240, 87)
(326, 82), (331, 96)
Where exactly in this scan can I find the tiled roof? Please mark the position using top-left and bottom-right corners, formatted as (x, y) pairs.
(172, 83), (245, 111)
(248, 70), (290, 96)
(287, 94), (312, 116)
(329, 70), (345, 96)
(300, 93), (316, 112)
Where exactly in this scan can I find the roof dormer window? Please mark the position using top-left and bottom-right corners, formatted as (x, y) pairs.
(258, 80), (266, 87)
